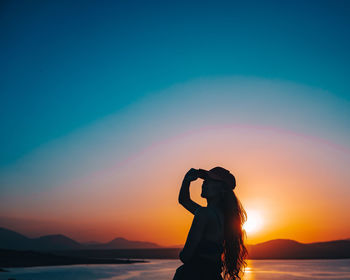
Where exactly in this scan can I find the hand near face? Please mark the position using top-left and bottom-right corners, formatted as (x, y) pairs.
(184, 168), (199, 182)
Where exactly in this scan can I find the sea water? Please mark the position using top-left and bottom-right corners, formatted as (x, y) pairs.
(1, 259), (350, 280)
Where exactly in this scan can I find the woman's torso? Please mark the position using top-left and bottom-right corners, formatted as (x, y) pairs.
(173, 206), (224, 280)
(194, 205), (224, 263)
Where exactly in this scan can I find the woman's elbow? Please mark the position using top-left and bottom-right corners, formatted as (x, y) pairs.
(178, 197), (187, 205)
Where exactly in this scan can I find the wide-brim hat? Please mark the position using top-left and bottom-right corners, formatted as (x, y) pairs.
(198, 166), (236, 190)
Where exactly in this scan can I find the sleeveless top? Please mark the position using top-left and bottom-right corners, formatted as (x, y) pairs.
(194, 206), (224, 258)
(172, 206), (224, 280)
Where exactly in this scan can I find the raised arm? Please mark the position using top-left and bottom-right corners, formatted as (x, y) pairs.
(178, 168), (202, 215)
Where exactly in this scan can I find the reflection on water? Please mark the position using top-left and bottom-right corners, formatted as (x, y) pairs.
(1, 259), (350, 280)
(242, 259), (350, 280)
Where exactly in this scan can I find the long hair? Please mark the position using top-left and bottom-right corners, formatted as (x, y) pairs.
(218, 188), (248, 280)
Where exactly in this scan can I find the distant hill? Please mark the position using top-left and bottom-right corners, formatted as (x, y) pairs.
(0, 228), (83, 251)
(1, 227), (350, 259)
(88, 237), (160, 249)
(247, 238), (350, 259)
(33, 234), (82, 250)
(82, 241), (101, 246)
(0, 227), (32, 250)
(0, 227), (161, 251)
(62, 239), (350, 260)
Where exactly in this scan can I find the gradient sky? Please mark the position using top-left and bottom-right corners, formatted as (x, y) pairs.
(1, 0), (350, 246)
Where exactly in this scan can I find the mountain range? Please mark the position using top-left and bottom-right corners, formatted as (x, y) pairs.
(1, 227), (350, 259)
(0, 227), (161, 251)
(247, 238), (350, 259)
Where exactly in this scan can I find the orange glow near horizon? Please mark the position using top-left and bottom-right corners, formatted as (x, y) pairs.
(1, 124), (349, 247)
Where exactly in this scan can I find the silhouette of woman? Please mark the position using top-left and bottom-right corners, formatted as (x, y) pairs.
(173, 167), (248, 280)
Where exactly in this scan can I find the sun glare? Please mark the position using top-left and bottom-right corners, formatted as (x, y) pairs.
(243, 209), (263, 234)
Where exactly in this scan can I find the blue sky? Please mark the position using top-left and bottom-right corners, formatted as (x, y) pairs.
(1, 0), (350, 167)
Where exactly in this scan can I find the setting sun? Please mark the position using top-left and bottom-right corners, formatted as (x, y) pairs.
(243, 210), (264, 234)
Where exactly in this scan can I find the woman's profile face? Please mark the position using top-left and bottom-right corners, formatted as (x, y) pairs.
(201, 179), (223, 199)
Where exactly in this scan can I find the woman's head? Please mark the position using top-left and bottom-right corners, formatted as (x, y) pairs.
(199, 166), (236, 200)
(198, 166), (236, 190)
(200, 178), (226, 199)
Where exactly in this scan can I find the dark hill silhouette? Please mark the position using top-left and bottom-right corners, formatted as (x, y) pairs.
(0, 227), (32, 250)
(247, 239), (306, 259)
(247, 238), (350, 259)
(63, 239), (350, 260)
(0, 227), (161, 250)
(82, 237), (161, 249)
(33, 234), (82, 250)
(82, 241), (101, 245)
(1, 227), (350, 259)
(306, 240), (350, 259)
(0, 228), (84, 251)
(92, 237), (160, 249)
